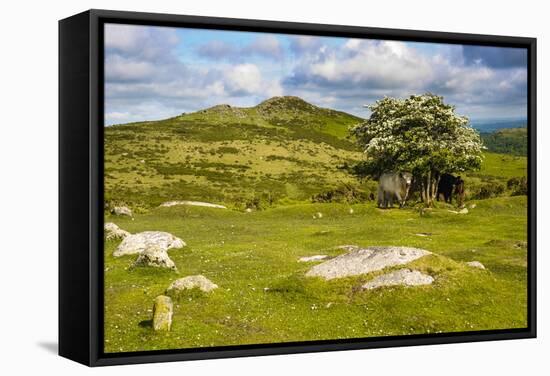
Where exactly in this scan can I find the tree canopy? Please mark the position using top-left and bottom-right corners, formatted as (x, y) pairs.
(351, 94), (484, 205)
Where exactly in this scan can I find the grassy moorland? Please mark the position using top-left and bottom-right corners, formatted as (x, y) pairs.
(103, 97), (528, 352)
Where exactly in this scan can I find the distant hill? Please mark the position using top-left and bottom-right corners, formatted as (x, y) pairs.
(481, 127), (528, 156)
(471, 118), (527, 133)
(104, 96), (366, 208)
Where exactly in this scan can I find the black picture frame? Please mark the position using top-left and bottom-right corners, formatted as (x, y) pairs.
(59, 8), (537, 367)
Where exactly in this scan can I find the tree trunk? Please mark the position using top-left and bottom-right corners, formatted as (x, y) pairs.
(425, 170), (432, 207)
(433, 174), (440, 201)
(420, 177), (426, 203)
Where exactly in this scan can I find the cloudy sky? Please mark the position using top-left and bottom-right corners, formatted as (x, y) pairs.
(104, 23), (528, 125)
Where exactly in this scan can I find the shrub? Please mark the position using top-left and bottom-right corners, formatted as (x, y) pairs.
(311, 183), (371, 203)
(507, 176), (528, 196)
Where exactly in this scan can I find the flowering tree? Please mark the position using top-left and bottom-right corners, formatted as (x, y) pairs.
(351, 94), (484, 206)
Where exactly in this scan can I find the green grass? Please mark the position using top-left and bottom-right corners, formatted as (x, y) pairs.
(478, 152), (527, 178)
(104, 196), (527, 352)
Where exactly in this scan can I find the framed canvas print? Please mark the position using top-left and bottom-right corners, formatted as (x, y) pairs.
(59, 9), (537, 366)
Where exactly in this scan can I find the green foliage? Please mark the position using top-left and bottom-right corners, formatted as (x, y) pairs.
(352, 94), (484, 178)
(311, 182), (376, 203)
(507, 176), (528, 196)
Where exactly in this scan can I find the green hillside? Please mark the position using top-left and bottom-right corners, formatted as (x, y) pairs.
(481, 127), (528, 156)
(105, 96), (365, 210)
(105, 97), (529, 211)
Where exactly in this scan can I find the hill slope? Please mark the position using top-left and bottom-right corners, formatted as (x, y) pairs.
(481, 127), (528, 156)
(104, 96), (365, 209)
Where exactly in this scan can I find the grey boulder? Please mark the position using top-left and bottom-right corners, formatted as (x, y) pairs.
(111, 206), (133, 217)
(131, 246), (177, 271)
(114, 231), (185, 257)
(166, 275), (218, 295)
(104, 222), (130, 240)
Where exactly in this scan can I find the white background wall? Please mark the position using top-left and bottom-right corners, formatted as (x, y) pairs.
(0, 0), (546, 374)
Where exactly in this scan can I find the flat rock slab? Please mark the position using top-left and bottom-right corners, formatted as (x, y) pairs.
(114, 231), (186, 257)
(166, 275), (218, 294)
(362, 269), (434, 290)
(160, 200), (226, 209)
(306, 246), (431, 280)
(104, 222), (130, 240)
(132, 246), (177, 271)
(298, 255), (328, 262)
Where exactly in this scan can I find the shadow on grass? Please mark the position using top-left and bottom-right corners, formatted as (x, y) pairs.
(139, 319), (153, 328)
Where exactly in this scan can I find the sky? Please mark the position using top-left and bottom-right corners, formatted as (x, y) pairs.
(104, 23), (528, 126)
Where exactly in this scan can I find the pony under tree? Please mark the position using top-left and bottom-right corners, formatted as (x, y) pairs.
(352, 94), (484, 206)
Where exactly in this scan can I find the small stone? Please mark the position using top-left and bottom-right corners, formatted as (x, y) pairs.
(111, 206), (133, 217)
(466, 261), (486, 269)
(349, 208), (354, 214)
(315, 212), (323, 219)
(104, 222), (130, 240)
(152, 295), (173, 331)
(362, 269), (434, 290)
(469, 203), (477, 209)
(132, 246), (177, 271)
(245, 208), (253, 213)
(166, 275), (218, 294)
(298, 255), (328, 262)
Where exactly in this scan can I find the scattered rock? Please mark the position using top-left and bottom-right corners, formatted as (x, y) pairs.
(114, 231), (185, 257)
(362, 269), (434, 290)
(349, 208), (354, 214)
(298, 255), (328, 262)
(111, 206), (133, 217)
(313, 212), (323, 219)
(152, 295), (173, 331)
(469, 203), (477, 209)
(245, 208), (253, 213)
(160, 200), (226, 209)
(104, 222), (130, 240)
(166, 275), (218, 295)
(306, 246), (431, 280)
(131, 246), (177, 271)
(466, 261), (486, 270)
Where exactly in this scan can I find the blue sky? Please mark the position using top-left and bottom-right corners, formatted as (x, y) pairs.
(104, 23), (528, 125)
